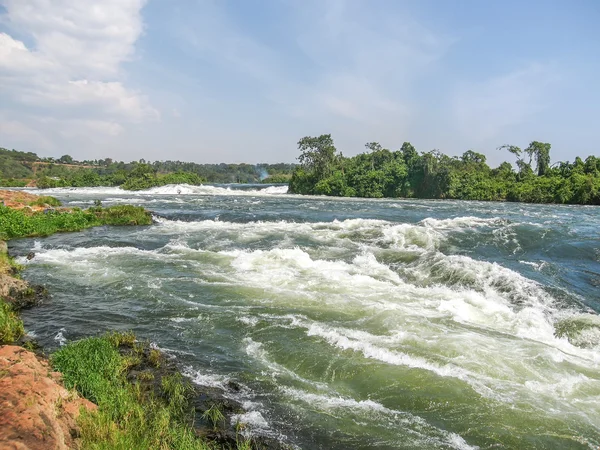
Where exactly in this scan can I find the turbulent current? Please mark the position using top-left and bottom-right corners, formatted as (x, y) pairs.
(9, 184), (600, 449)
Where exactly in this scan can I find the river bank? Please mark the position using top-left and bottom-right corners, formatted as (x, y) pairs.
(0, 191), (288, 450)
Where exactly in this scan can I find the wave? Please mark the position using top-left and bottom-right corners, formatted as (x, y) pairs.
(32, 184), (289, 197)
(280, 387), (478, 450)
(420, 216), (509, 229)
(141, 184), (289, 196)
(21, 215), (600, 429)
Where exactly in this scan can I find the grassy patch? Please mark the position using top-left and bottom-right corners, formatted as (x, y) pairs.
(0, 204), (152, 240)
(51, 334), (215, 450)
(0, 297), (24, 344)
(89, 205), (153, 226)
(202, 404), (226, 431)
(0, 252), (13, 275)
(29, 195), (62, 207)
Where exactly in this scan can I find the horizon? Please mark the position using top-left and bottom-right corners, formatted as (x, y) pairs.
(1, 1), (599, 167)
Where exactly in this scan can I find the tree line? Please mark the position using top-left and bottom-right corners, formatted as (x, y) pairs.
(0, 147), (295, 188)
(289, 135), (600, 204)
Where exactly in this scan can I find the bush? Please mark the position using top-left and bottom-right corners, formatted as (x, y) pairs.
(0, 298), (24, 344)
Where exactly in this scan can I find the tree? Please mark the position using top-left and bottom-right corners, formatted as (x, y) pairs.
(59, 154), (73, 164)
(365, 142), (383, 153)
(461, 150), (487, 165)
(297, 134), (338, 180)
(525, 141), (551, 176)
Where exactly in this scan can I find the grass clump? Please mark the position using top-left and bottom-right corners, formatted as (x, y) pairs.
(0, 204), (152, 240)
(202, 404), (226, 431)
(51, 334), (214, 450)
(148, 347), (162, 368)
(106, 330), (137, 348)
(90, 205), (153, 226)
(0, 297), (25, 344)
(29, 195), (62, 207)
(0, 251), (18, 275)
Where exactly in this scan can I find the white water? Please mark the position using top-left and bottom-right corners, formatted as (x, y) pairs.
(14, 187), (600, 449)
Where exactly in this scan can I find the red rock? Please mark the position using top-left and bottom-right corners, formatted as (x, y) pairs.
(0, 345), (96, 450)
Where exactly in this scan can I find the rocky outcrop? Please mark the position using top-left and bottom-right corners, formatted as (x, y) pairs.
(0, 345), (96, 450)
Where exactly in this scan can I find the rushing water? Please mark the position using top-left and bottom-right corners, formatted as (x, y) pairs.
(8, 184), (600, 449)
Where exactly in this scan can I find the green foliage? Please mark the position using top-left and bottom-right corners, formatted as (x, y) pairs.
(202, 404), (225, 431)
(148, 348), (162, 368)
(290, 135), (600, 205)
(106, 330), (137, 348)
(51, 337), (123, 404)
(0, 205), (152, 240)
(0, 178), (28, 187)
(260, 173), (292, 183)
(1, 143), (295, 187)
(0, 147), (36, 181)
(0, 297), (24, 344)
(92, 205), (153, 226)
(29, 196), (62, 207)
(51, 335), (213, 450)
(121, 170), (205, 191)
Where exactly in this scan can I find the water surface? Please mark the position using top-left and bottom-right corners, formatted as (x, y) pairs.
(10, 184), (600, 449)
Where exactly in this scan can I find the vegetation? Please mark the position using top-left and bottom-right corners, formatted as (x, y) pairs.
(51, 334), (213, 450)
(0, 204), (152, 240)
(289, 135), (600, 204)
(29, 195), (62, 207)
(0, 297), (24, 344)
(120, 165), (205, 191)
(0, 146), (295, 188)
(260, 173), (292, 184)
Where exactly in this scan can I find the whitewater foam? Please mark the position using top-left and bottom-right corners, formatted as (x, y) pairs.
(281, 387), (479, 449)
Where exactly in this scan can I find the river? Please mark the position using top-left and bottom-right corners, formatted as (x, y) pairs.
(8, 184), (600, 449)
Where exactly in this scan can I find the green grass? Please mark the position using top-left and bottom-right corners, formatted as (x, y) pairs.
(202, 404), (226, 431)
(0, 204), (152, 240)
(0, 297), (24, 344)
(51, 334), (215, 450)
(0, 251), (19, 275)
(29, 195), (62, 207)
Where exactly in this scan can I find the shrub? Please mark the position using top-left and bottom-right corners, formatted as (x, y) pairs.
(0, 298), (25, 344)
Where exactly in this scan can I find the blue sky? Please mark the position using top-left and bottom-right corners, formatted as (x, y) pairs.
(0, 0), (598, 166)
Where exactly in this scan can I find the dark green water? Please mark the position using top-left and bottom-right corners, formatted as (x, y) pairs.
(9, 184), (600, 449)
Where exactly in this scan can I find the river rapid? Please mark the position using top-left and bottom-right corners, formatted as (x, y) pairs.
(9, 184), (600, 449)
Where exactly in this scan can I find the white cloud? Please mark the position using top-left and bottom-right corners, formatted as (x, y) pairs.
(0, 0), (156, 151)
(1, 0), (146, 77)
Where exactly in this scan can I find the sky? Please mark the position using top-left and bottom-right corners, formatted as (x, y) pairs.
(0, 0), (598, 166)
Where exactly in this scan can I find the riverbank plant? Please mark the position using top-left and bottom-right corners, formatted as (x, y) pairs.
(51, 333), (214, 450)
(0, 298), (24, 344)
(0, 204), (152, 240)
(29, 195), (62, 207)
